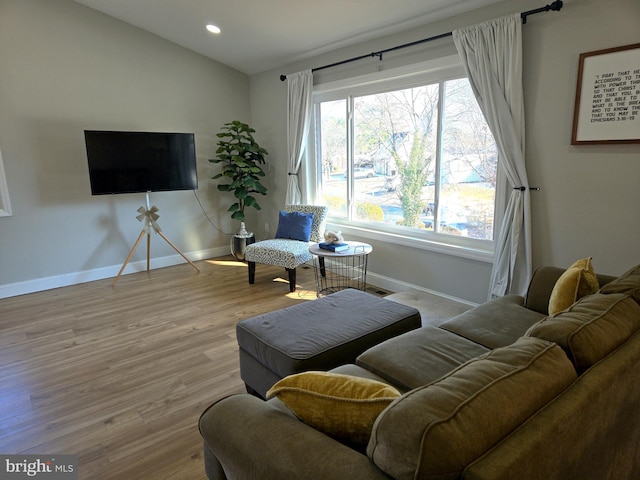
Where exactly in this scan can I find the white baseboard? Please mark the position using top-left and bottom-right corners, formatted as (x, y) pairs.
(0, 246), (228, 299)
(1, 249), (477, 307)
(366, 270), (478, 307)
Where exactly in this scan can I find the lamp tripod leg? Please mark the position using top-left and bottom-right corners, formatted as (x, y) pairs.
(113, 228), (148, 286)
(147, 230), (151, 271)
(157, 231), (200, 273)
(112, 195), (199, 286)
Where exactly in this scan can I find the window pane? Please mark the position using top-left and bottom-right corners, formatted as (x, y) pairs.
(439, 78), (497, 239)
(352, 85), (439, 229)
(314, 71), (498, 250)
(318, 99), (348, 218)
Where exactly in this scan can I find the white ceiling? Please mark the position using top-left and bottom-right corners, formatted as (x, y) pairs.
(72, 0), (505, 75)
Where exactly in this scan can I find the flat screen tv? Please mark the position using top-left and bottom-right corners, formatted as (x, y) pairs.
(84, 130), (198, 195)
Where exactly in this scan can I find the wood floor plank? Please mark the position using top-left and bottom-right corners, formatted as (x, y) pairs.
(0, 257), (381, 479)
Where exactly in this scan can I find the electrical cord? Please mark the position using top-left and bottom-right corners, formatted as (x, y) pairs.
(192, 190), (234, 236)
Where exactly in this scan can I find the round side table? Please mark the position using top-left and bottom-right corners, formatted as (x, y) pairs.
(308, 241), (373, 297)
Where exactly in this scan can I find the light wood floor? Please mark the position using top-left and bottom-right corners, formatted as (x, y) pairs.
(0, 258), (388, 479)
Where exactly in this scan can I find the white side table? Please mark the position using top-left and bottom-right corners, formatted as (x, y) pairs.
(308, 241), (373, 297)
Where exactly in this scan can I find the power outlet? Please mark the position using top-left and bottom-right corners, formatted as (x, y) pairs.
(264, 222), (269, 235)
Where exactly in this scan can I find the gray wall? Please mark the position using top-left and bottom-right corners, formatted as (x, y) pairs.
(0, 0), (249, 296)
(1, 0), (638, 303)
(248, 0), (640, 303)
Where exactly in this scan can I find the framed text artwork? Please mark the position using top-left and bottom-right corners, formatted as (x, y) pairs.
(571, 43), (640, 145)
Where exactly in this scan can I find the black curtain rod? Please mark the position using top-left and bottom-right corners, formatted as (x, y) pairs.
(280, 0), (563, 81)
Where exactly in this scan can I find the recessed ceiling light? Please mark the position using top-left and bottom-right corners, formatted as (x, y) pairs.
(206, 24), (221, 34)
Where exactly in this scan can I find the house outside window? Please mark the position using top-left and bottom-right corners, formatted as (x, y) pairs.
(312, 57), (501, 257)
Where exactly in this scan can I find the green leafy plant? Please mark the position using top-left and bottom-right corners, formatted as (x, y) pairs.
(356, 202), (384, 222)
(210, 120), (268, 222)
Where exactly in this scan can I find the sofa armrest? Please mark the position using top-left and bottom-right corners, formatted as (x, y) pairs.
(524, 266), (618, 315)
(199, 394), (392, 480)
(524, 266), (566, 315)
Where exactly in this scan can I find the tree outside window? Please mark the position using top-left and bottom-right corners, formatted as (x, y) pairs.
(317, 76), (497, 242)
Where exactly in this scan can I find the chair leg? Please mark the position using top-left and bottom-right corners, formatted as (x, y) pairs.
(248, 262), (256, 284)
(286, 268), (296, 292)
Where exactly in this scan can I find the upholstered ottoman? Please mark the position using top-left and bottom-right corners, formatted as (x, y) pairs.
(236, 288), (421, 398)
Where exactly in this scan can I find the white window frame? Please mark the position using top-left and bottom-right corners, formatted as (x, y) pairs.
(308, 55), (505, 263)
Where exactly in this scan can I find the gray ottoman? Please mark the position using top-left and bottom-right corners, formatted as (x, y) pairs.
(236, 288), (421, 398)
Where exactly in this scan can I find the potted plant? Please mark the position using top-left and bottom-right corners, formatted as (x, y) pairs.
(210, 120), (268, 260)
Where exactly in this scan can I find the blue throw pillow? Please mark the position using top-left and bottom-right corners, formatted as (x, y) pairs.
(275, 211), (314, 242)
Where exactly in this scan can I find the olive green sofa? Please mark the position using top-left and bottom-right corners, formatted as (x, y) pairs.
(199, 264), (640, 480)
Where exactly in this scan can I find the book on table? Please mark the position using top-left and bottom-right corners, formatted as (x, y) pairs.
(318, 242), (349, 252)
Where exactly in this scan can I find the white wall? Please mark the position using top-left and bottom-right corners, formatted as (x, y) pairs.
(249, 0), (640, 303)
(0, 0), (250, 296)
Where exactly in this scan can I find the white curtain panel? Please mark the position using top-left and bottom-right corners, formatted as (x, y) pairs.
(453, 14), (532, 298)
(0, 147), (12, 217)
(285, 70), (313, 205)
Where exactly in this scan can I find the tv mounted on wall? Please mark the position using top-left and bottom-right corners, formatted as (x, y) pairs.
(84, 130), (198, 195)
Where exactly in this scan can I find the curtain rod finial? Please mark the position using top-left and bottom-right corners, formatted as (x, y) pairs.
(280, 74), (287, 81)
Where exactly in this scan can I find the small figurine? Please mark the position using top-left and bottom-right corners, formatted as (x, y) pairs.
(323, 230), (344, 245)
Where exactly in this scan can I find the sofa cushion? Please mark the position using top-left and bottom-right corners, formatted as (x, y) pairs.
(439, 295), (546, 349)
(526, 293), (640, 369)
(356, 326), (490, 391)
(367, 337), (577, 480)
(266, 371), (401, 446)
(599, 263), (640, 304)
(548, 257), (599, 315)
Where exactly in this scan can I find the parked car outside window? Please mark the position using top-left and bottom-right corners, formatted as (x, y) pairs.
(353, 166), (376, 178)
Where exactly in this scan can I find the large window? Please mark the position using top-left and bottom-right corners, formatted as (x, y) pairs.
(313, 59), (499, 254)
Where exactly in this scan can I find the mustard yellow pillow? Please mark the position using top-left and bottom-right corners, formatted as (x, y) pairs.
(266, 371), (400, 445)
(549, 257), (599, 315)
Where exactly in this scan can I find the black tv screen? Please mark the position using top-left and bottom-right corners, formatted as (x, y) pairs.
(84, 130), (198, 195)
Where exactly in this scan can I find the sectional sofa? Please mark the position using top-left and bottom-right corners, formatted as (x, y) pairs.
(199, 263), (640, 479)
